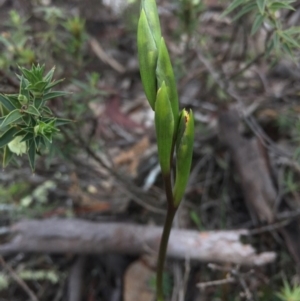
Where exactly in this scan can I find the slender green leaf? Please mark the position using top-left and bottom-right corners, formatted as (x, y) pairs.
(0, 94), (15, 111)
(42, 106), (53, 115)
(45, 78), (64, 91)
(19, 76), (30, 100)
(28, 139), (36, 171)
(0, 110), (22, 128)
(19, 67), (38, 83)
(0, 116), (5, 127)
(36, 135), (46, 147)
(233, 1), (257, 21)
(221, 0), (246, 17)
(269, 2), (295, 11)
(265, 39), (274, 56)
(43, 67), (55, 82)
(5, 95), (22, 109)
(251, 13), (265, 35)
(256, 0), (266, 14)
(0, 127), (19, 148)
(22, 114), (32, 126)
(284, 26), (300, 35)
(43, 91), (69, 101)
(282, 42), (293, 56)
(281, 31), (300, 48)
(42, 132), (53, 143)
(20, 131), (34, 143)
(25, 105), (40, 116)
(2, 145), (14, 168)
(35, 135), (44, 149)
(55, 118), (73, 126)
(32, 81), (48, 92)
(0, 36), (13, 48)
(34, 97), (44, 109)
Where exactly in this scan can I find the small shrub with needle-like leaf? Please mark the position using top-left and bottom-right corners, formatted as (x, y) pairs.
(0, 64), (71, 171)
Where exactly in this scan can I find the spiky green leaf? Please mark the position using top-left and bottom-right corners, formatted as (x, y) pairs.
(0, 110), (22, 128)
(233, 1), (257, 21)
(0, 127), (19, 148)
(0, 94), (16, 111)
(43, 91), (69, 101)
(221, 0), (246, 17)
(28, 139), (36, 171)
(2, 145), (14, 168)
(25, 105), (40, 116)
(256, 0), (266, 14)
(251, 13), (265, 35)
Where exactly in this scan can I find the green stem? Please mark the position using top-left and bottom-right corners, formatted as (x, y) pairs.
(156, 174), (177, 301)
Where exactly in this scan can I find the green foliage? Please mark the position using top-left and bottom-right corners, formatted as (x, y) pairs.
(276, 280), (300, 301)
(0, 10), (35, 67)
(222, 0), (300, 57)
(63, 16), (86, 61)
(0, 181), (30, 204)
(0, 64), (71, 171)
(283, 170), (300, 193)
(0, 269), (62, 292)
(176, 0), (205, 36)
(70, 72), (106, 119)
(0, 8), (87, 71)
(149, 273), (173, 298)
(190, 209), (203, 229)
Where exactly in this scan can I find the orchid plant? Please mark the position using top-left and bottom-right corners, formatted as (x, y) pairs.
(137, 1), (194, 300)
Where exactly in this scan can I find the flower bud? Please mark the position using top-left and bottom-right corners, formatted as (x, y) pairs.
(137, 9), (158, 109)
(18, 94), (28, 105)
(156, 37), (179, 127)
(140, 0), (161, 48)
(155, 82), (175, 175)
(173, 109), (194, 206)
(8, 135), (26, 156)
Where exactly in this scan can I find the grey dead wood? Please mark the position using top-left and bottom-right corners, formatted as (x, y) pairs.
(218, 109), (300, 265)
(218, 109), (276, 224)
(0, 219), (275, 266)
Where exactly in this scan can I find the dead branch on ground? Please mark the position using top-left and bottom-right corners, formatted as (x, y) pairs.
(0, 219), (275, 266)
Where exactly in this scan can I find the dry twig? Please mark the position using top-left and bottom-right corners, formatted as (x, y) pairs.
(0, 256), (39, 301)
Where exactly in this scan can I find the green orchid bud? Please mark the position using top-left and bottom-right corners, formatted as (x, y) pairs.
(137, 9), (159, 109)
(140, 0), (161, 48)
(173, 109), (194, 206)
(8, 135), (27, 156)
(156, 37), (179, 128)
(18, 94), (28, 105)
(155, 81), (175, 175)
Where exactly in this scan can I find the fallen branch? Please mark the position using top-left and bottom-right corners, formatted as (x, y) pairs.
(0, 219), (275, 266)
(219, 109), (300, 264)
